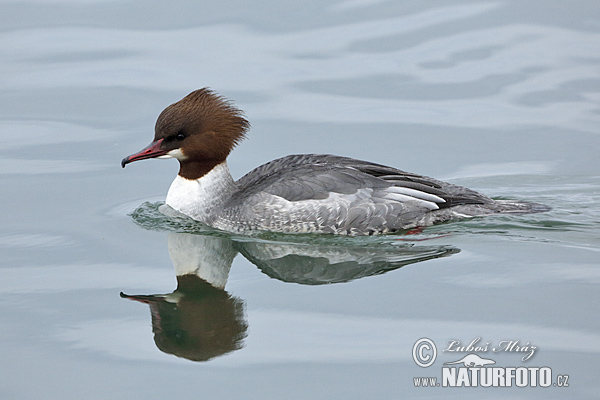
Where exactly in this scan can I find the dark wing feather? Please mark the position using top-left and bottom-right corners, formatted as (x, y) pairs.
(350, 163), (492, 208)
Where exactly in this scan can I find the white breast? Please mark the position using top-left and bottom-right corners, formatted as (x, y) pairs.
(165, 162), (236, 224)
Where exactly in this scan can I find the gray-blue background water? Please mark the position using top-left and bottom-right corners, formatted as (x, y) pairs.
(1, 1), (599, 399)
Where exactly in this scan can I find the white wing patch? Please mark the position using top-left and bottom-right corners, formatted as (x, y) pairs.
(383, 193), (439, 210)
(385, 186), (445, 204)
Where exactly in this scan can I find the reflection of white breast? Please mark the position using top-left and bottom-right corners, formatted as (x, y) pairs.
(167, 233), (236, 289)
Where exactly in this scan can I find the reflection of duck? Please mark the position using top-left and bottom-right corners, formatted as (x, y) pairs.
(122, 232), (458, 361)
(238, 239), (458, 285)
(121, 234), (247, 362)
(121, 89), (549, 235)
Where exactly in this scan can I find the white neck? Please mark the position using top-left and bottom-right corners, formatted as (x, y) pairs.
(165, 161), (236, 225)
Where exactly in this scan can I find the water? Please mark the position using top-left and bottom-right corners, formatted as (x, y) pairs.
(1, 1), (599, 399)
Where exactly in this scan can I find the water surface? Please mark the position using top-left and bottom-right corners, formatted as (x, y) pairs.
(0, 1), (599, 399)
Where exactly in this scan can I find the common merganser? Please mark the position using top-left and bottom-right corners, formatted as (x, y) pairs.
(121, 88), (548, 235)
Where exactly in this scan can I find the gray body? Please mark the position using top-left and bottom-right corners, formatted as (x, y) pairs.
(205, 154), (547, 235)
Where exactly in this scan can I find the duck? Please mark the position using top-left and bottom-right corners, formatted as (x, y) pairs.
(121, 88), (548, 235)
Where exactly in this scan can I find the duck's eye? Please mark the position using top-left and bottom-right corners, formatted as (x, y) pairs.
(175, 132), (186, 141)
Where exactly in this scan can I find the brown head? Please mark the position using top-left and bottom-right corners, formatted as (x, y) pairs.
(121, 88), (250, 179)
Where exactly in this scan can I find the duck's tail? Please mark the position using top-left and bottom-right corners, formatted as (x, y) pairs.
(491, 200), (551, 214)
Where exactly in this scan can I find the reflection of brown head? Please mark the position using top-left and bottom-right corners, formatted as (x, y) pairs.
(122, 274), (247, 362)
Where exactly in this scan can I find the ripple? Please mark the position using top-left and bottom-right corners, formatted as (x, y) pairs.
(0, 158), (108, 174)
(0, 233), (71, 248)
(442, 161), (555, 179)
(130, 201), (219, 234)
(0, 120), (118, 150)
